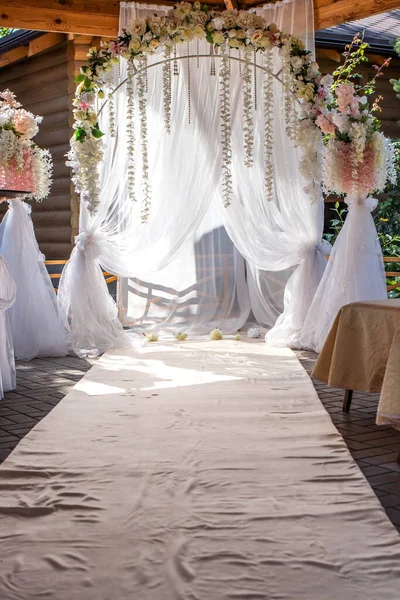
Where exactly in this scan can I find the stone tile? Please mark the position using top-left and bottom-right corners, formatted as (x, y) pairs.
(376, 482), (400, 496)
(385, 508), (400, 526)
(373, 488), (388, 498)
(367, 472), (400, 488)
(3, 414), (39, 425)
(363, 453), (400, 466)
(352, 447), (396, 460)
(360, 465), (391, 477)
(0, 448), (12, 461)
(297, 352), (400, 535)
(380, 495), (400, 509)
(380, 462), (400, 473)
(345, 440), (373, 451)
(367, 435), (400, 447)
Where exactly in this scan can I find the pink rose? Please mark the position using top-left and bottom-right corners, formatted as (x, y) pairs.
(336, 83), (355, 113)
(316, 113), (336, 135)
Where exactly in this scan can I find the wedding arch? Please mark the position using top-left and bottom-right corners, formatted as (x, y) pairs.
(59, 0), (395, 357)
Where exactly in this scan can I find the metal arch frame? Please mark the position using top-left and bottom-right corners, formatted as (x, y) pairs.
(97, 53), (284, 116)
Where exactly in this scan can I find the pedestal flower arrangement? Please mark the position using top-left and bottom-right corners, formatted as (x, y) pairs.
(0, 90), (52, 200)
(317, 82), (396, 198)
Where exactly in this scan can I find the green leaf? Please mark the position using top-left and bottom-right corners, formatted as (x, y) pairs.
(74, 73), (86, 83)
(91, 127), (104, 139)
(84, 77), (92, 90)
(75, 128), (86, 143)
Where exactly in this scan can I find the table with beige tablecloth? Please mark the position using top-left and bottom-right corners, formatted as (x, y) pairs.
(312, 300), (400, 431)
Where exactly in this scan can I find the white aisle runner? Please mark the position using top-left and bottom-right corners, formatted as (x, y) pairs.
(0, 341), (400, 599)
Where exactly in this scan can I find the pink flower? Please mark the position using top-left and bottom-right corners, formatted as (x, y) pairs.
(340, 142), (377, 195)
(336, 83), (355, 113)
(11, 110), (39, 138)
(0, 89), (20, 108)
(109, 41), (124, 56)
(316, 113), (336, 135)
(349, 97), (360, 118)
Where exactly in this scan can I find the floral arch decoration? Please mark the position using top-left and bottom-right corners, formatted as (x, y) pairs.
(68, 2), (396, 222)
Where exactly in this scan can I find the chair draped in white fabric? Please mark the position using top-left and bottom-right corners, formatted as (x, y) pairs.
(0, 255), (16, 398)
(0, 200), (68, 360)
(59, 0), (330, 357)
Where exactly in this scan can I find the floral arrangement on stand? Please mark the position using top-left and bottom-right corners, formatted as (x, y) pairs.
(68, 2), (335, 219)
(0, 90), (52, 200)
(313, 36), (396, 198)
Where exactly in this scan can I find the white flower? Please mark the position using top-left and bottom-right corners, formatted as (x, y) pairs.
(307, 61), (319, 78)
(146, 332), (158, 342)
(128, 19), (146, 36)
(210, 328), (223, 340)
(332, 113), (351, 134)
(174, 332), (188, 341)
(0, 111), (9, 126)
(129, 37), (142, 53)
(212, 31), (224, 45)
(212, 17), (225, 31)
(247, 327), (260, 339)
(320, 74), (334, 87)
(291, 55), (303, 72)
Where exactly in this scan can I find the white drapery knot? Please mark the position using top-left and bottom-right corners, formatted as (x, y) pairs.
(346, 195), (378, 213)
(75, 231), (102, 259)
(298, 239), (331, 262)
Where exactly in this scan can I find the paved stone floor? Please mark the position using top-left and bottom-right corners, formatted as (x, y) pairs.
(0, 351), (399, 535)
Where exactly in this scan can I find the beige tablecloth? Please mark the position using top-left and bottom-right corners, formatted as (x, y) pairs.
(313, 300), (400, 430)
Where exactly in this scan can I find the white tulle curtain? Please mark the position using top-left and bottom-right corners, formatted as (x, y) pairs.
(301, 194), (387, 352)
(59, 0), (327, 357)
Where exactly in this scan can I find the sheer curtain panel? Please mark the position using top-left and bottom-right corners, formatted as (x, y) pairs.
(59, 0), (327, 356)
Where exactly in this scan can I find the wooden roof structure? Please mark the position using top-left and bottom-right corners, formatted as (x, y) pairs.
(1, 0), (400, 37)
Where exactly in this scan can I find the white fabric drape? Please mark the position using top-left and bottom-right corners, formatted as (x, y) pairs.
(0, 200), (68, 360)
(301, 195), (387, 352)
(59, 0), (327, 356)
(0, 256), (16, 398)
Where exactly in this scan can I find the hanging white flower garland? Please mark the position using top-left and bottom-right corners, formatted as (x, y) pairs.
(69, 3), (328, 218)
(68, 2), (395, 220)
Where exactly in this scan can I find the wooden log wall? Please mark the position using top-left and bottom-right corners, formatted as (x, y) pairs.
(0, 40), (72, 259)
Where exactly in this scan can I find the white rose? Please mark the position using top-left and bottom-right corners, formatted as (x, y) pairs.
(302, 83), (316, 102)
(129, 18), (146, 36)
(212, 17), (224, 31)
(212, 31), (224, 45)
(320, 74), (334, 87)
(291, 56), (303, 72)
(307, 61), (319, 78)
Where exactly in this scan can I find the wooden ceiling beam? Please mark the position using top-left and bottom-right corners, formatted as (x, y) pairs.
(0, 0), (399, 37)
(314, 0), (400, 30)
(0, 31), (66, 68)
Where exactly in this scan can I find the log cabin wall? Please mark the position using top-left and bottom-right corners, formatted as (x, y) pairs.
(0, 39), (72, 259)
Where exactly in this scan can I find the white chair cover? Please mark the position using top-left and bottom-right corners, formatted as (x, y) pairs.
(301, 195), (387, 352)
(0, 256), (16, 398)
(0, 200), (68, 360)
